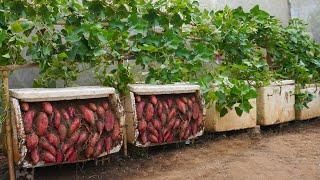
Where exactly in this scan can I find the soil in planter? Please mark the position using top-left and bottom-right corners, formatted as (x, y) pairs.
(21, 98), (122, 166)
(135, 93), (203, 145)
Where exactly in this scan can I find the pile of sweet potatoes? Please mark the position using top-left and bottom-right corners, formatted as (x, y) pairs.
(135, 94), (203, 145)
(21, 98), (122, 165)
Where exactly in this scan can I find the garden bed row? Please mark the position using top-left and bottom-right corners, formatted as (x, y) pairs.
(4, 81), (320, 170)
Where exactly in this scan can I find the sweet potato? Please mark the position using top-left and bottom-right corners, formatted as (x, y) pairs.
(187, 111), (192, 121)
(135, 95), (141, 103)
(140, 132), (147, 145)
(163, 102), (169, 111)
(167, 118), (175, 130)
(56, 150), (63, 163)
(85, 146), (94, 158)
(69, 131), (80, 145)
(64, 147), (75, 161)
(39, 137), (56, 156)
(96, 121), (104, 135)
(192, 103), (200, 119)
(173, 119), (181, 129)
(167, 99), (173, 108)
(158, 132), (163, 144)
(147, 123), (158, 137)
(42, 102), (53, 115)
(67, 106), (76, 118)
(192, 122), (198, 136)
(102, 102), (109, 110)
(26, 133), (39, 150)
(157, 102), (163, 116)
(67, 151), (77, 162)
(53, 109), (61, 129)
(94, 140), (104, 157)
(148, 134), (158, 143)
(21, 102), (29, 112)
(191, 96), (196, 102)
(69, 117), (80, 135)
(112, 121), (121, 141)
(36, 112), (49, 136)
(61, 109), (70, 121)
(47, 133), (60, 148)
(77, 130), (89, 145)
(145, 103), (154, 121)
(150, 95), (157, 105)
(43, 151), (56, 163)
(104, 111), (115, 131)
(152, 119), (162, 131)
(23, 110), (36, 133)
(88, 103), (97, 112)
(138, 119), (147, 133)
(167, 133), (174, 143)
(31, 148), (40, 164)
(168, 109), (176, 120)
(196, 113), (203, 126)
(80, 105), (95, 125)
(181, 97), (188, 104)
(104, 137), (112, 154)
(58, 124), (67, 142)
(176, 99), (186, 114)
(160, 113), (167, 125)
(183, 126), (191, 140)
(89, 132), (100, 147)
(187, 99), (193, 109)
(164, 131), (171, 142)
(61, 143), (70, 154)
(96, 105), (105, 118)
(136, 101), (145, 120)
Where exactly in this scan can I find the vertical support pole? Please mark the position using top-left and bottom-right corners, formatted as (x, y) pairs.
(2, 70), (15, 180)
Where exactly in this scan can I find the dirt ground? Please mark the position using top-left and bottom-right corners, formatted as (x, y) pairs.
(2, 119), (320, 180)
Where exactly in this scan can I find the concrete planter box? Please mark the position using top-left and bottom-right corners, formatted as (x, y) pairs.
(257, 80), (295, 126)
(205, 99), (257, 132)
(296, 84), (320, 120)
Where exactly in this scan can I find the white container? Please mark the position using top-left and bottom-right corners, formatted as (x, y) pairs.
(9, 86), (124, 168)
(295, 84), (320, 120)
(257, 80), (295, 126)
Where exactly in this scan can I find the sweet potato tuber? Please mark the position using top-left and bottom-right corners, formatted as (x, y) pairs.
(176, 99), (186, 114)
(69, 117), (80, 135)
(85, 146), (94, 158)
(89, 132), (100, 147)
(39, 137), (56, 156)
(191, 96), (196, 102)
(23, 110), (36, 133)
(77, 130), (89, 145)
(42, 102), (53, 115)
(167, 118), (175, 131)
(138, 119), (147, 133)
(43, 151), (56, 163)
(53, 109), (61, 129)
(160, 113), (167, 125)
(47, 133), (60, 148)
(61, 109), (70, 121)
(196, 113), (203, 126)
(167, 99), (173, 108)
(181, 97), (188, 104)
(140, 132), (147, 145)
(192, 123), (198, 136)
(183, 126), (191, 140)
(96, 121), (104, 135)
(150, 95), (157, 105)
(61, 143), (70, 154)
(58, 124), (67, 142)
(56, 150), (63, 163)
(36, 112), (49, 136)
(96, 105), (105, 118)
(64, 147), (75, 161)
(94, 140), (104, 157)
(173, 119), (181, 129)
(148, 134), (158, 143)
(157, 102), (163, 116)
(158, 132), (163, 144)
(102, 102), (109, 110)
(145, 103), (154, 121)
(80, 105), (95, 125)
(135, 95), (141, 103)
(21, 102), (30, 112)
(67, 151), (77, 162)
(104, 137), (112, 154)
(112, 121), (121, 141)
(192, 103), (200, 119)
(104, 111), (115, 131)
(152, 119), (162, 131)
(31, 148), (40, 164)
(26, 132), (39, 150)
(69, 131), (80, 145)
(136, 101), (145, 120)
(88, 103), (97, 112)
(187, 99), (193, 109)
(147, 123), (158, 137)
(168, 109), (176, 121)
(67, 106), (76, 118)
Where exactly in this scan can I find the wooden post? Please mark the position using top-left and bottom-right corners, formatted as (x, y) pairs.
(2, 70), (15, 180)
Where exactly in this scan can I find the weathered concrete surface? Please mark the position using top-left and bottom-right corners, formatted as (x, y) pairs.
(198, 0), (290, 25)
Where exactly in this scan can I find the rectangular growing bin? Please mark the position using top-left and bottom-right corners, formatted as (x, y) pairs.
(296, 84), (320, 120)
(9, 86), (124, 168)
(205, 99), (257, 132)
(257, 80), (295, 126)
(124, 84), (205, 147)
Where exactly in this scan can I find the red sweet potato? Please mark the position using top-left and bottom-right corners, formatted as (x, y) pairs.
(67, 106), (76, 118)
(197, 113), (203, 126)
(158, 132), (163, 144)
(94, 140), (104, 157)
(80, 105), (95, 125)
(58, 124), (67, 142)
(176, 99), (186, 114)
(173, 119), (181, 129)
(67, 151), (77, 162)
(61, 109), (70, 121)
(135, 95), (141, 103)
(192, 103), (200, 119)
(187, 99), (193, 109)
(88, 103), (97, 112)
(167, 118), (175, 130)
(191, 96), (196, 102)
(69, 131), (80, 145)
(31, 148), (40, 164)
(26, 132), (39, 150)
(102, 102), (109, 110)
(56, 150), (63, 163)
(42, 102), (53, 115)
(47, 133), (60, 148)
(39, 137), (56, 156)
(43, 151), (56, 163)
(36, 112), (48, 136)
(104, 137), (112, 154)
(85, 146), (94, 158)
(136, 101), (145, 120)
(160, 113), (167, 125)
(163, 102), (169, 111)
(64, 147), (75, 161)
(187, 111), (192, 121)
(23, 110), (36, 133)
(152, 119), (162, 131)
(150, 95), (157, 105)
(167, 99), (173, 108)
(96, 121), (104, 135)
(148, 134), (158, 143)
(96, 105), (105, 118)
(183, 126), (191, 140)
(53, 109), (61, 129)
(69, 117), (80, 135)
(77, 130), (89, 145)
(168, 109), (176, 120)
(138, 119), (147, 133)
(104, 111), (115, 131)
(192, 122), (198, 136)
(21, 102), (29, 112)
(181, 97), (188, 104)
(164, 131), (171, 142)
(89, 132), (100, 147)
(167, 133), (174, 143)
(147, 123), (158, 137)
(61, 143), (70, 154)
(145, 103), (154, 121)
(140, 132), (147, 145)
(112, 121), (121, 141)
(157, 102), (163, 116)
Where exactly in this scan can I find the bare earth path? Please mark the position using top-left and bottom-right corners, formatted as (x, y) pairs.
(17, 120), (320, 179)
